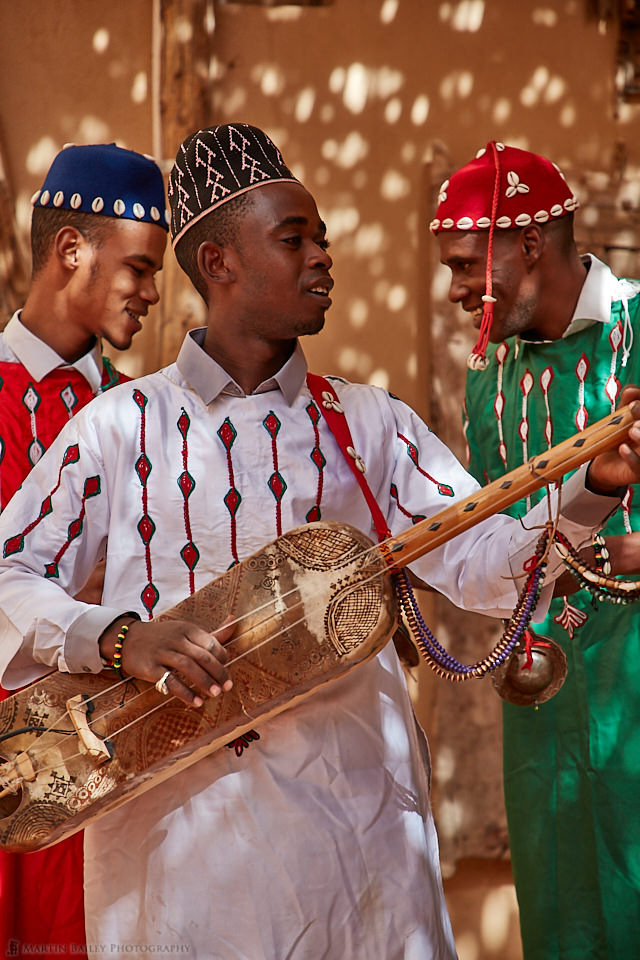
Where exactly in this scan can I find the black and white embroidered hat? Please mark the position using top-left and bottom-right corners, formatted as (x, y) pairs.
(168, 123), (299, 249)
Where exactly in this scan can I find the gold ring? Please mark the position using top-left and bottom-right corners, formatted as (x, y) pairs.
(155, 670), (171, 696)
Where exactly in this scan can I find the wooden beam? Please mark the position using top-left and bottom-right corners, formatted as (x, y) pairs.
(155, 0), (216, 369)
(0, 131), (29, 328)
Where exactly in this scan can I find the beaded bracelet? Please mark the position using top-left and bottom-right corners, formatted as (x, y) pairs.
(593, 534), (612, 576)
(111, 622), (130, 678)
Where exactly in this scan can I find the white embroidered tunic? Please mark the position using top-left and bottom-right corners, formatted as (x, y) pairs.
(0, 330), (616, 959)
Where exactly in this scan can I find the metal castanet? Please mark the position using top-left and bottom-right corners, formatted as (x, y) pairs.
(0, 403), (635, 852)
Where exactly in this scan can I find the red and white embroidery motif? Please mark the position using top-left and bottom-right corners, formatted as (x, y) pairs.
(494, 342), (510, 468)
(623, 486), (634, 534)
(226, 728), (261, 757)
(540, 366), (554, 448)
(305, 402), (325, 523)
(263, 412), (287, 537)
(44, 475), (101, 580)
(60, 383), (78, 421)
(3, 444), (80, 557)
(518, 370), (534, 511)
(462, 399), (470, 464)
(518, 370), (533, 460)
(23, 383), (45, 466)
(605, 320), (623, 412)
(575, 354), (589, 431)
(397, 434), (454, 497)
(389, 483), (426, 524)
(133, 390), (158, 619)
(553, 595), (588, 638)
(217, 417), (241, 566)
(177, 409), (199, 595)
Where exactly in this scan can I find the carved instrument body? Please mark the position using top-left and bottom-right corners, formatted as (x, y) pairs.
(0, 522), (395, 852)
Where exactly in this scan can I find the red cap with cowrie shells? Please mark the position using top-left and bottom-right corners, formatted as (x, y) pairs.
(430, 141), (578, 235)
(430, 142), (579, 369)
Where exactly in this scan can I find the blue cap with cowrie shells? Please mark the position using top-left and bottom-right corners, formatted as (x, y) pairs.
(31, 142), (168, 231)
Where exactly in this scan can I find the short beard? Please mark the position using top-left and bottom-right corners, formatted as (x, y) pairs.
(500, 293), (538, 340)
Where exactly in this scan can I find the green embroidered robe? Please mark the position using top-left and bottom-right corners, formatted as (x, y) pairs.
(464, 264), (640, 960)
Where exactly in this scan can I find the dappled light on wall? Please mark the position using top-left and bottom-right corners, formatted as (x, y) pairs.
(439, 0), (486, 32)
(92, 28), (110, 53)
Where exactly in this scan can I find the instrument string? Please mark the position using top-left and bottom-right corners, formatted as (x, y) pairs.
(0, 602), (338, 786)
(2, 530), (394, 769)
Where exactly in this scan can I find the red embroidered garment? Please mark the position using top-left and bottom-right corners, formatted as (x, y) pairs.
(0, 357), (127, 959)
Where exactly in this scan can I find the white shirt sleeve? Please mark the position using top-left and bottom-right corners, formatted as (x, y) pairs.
(0, 415), (121, 687)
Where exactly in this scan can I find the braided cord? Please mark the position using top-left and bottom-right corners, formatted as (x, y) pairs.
(395, 527), (640, 684)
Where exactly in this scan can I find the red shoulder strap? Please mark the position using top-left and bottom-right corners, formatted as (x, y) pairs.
(306, 373), (390, 542)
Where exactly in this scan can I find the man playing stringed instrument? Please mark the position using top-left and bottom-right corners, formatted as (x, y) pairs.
(433, 142), (640, 960)
(0, 124), (639, 959)
(0, 144), (167, 959)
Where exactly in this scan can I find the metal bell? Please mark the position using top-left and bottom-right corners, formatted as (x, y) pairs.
(491, 629), (568, 706)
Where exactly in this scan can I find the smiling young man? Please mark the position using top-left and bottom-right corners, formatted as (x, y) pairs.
(0, 125), (640, 959)
(0, 142), (167, 958)
(0, 143), (167, 510)
(433, 142), (640, 960)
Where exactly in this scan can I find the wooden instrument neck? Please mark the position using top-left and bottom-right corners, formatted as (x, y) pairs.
(381, 404), (635, 571)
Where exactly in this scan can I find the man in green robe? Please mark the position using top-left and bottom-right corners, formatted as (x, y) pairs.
(433, 141), (640, 960)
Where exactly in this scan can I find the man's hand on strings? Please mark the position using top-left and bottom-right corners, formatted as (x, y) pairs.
(98, 618), (234, 707)
(586, 386), (640, 493)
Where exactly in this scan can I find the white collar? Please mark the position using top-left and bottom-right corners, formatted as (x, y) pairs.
(175, 328), (308, 407)
(563, 254), (626, 337)
(3, 311), (104, 393)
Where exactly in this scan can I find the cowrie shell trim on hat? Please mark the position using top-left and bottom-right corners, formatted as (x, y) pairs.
(92, 197), (105, 213)
(534, 210), (550, 223)
(70, 193), (82, 209)
(550, 204), (563, 217)
(133, 202), (145, 219)
(30, 190), (41, 205)
(476, 217), (491, 228)
(40, 190), (51, 206)
(429, 219), (440, 232)
(113, 199), (125, 216)
(150, 206), (160, 221)
(496, 216), (512, 228)
(442, 218), (454, 229)
(515, 213), (532, 226)
(456, 216), (474, 229)
(505, 171), (530, 198)
(53, 191), (64, 207)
